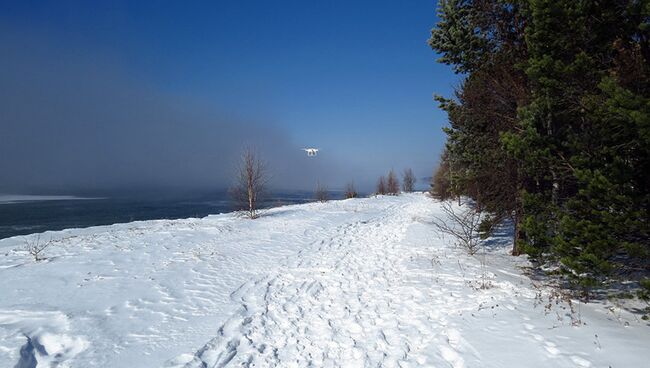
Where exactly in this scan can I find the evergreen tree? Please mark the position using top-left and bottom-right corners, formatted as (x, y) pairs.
(430, 0), (528, 254)
(505, 0), (650, 287)
(430, 0), (650, 290)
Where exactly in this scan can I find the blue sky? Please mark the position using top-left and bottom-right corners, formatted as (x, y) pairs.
(0, 1), (459, 192)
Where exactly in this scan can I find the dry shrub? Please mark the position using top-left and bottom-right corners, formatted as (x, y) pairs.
(315, 182), (329, 202)
(25, 234), (51, 261)
(431, 152), (453, 200)
(386, 169), (400, 195)
(344, 182), (358, 199)
(376, 176), (387, 195)
(430, 201), (482, 255)
(402, 168), (416, 192)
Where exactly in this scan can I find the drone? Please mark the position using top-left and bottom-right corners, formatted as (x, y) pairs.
(302, 148), (319, 157)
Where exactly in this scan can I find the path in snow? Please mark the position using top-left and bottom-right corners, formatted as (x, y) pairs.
(1, 194), (648, 367)
(170, 195), (649, 368)
(171, 200), (416, 367)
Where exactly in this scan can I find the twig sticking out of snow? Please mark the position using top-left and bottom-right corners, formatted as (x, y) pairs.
(24, 234), (52, 262)
(431, 201), (482, 255)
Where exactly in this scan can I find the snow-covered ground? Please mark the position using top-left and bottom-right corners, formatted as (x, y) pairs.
(0, 193), (648, 367)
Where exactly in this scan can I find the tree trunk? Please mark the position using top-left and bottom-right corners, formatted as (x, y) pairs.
(512, 207), (523, 256)
(248, 186), (254, 218)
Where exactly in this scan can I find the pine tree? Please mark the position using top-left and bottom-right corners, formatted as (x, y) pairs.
(503, 0), (650, 287)
(430, 0), (650, 290)
(430, 0), (528, 254)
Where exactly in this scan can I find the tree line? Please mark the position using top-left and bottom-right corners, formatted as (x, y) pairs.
(231, 147), (418, 218)
(376, 168), (416, 195)
(428, 0), (649, 295)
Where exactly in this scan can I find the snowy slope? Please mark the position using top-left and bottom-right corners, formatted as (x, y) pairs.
(0, 193), (648, 367)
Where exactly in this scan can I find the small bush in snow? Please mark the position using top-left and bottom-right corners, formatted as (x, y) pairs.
(431, 201), (482, 255)
(344, 182), (358, 199)
(315, 182), (329, 202)
(25, 234), (51, 262)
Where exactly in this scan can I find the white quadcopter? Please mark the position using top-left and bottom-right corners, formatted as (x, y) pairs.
(302, 148), (319, 157)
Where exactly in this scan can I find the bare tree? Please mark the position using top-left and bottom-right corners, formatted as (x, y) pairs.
(376, 176), (387, 195)
(25, 234), (51, 261)
(344, 182), (358, 199)
(402, 168), (416, 192)
(430, 201), (483, 255)
(430, 150), (453, 200)
(315, 181), (329, 202)
(230, 148), (268, 219)
(386, 169), (400, 195)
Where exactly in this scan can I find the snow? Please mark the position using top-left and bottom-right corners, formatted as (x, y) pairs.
(0, 193), (648, 367)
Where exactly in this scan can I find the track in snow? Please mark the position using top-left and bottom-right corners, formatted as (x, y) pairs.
(171, 200), (424, 367)
(168, 195), (649, 368)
